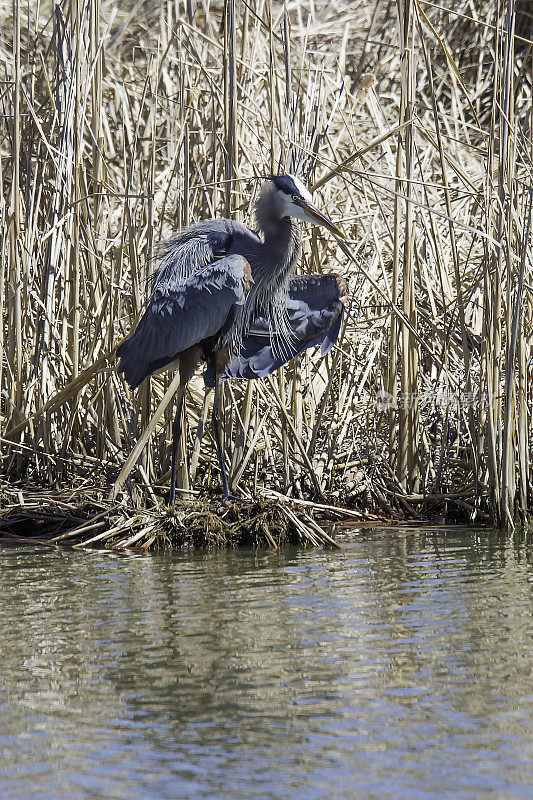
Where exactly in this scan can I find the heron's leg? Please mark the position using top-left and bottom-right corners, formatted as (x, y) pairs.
(170, 382), (187, 507)
(168, 348), (202, 506)
(212, 373), (232, 498)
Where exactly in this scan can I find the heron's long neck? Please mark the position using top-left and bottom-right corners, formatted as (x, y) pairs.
(233, 213), (300, 356)
(254, 214), (301, 283)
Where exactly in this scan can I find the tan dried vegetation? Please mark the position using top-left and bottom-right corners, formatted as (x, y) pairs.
(0, 0), (532, 546)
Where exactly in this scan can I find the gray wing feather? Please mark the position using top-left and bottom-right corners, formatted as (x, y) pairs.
(204, 274), (347, 386)
(117, 255), (249, 389)
(246, 274), (344, 339)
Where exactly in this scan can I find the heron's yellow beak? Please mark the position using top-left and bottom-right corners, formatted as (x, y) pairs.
(296, 198), (345, 238)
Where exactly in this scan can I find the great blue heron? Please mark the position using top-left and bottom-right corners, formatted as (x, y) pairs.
(117, 175), (347, 503)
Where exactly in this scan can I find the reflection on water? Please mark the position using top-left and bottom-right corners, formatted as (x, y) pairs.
(0, 529), (532, 800)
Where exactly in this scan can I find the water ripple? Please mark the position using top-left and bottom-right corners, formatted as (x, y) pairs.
(0, 529), (532, 799)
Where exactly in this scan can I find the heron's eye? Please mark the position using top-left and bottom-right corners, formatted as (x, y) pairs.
(291, 194), (299, 202)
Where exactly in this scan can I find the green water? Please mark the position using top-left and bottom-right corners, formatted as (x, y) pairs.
(0, 528), (532, 799)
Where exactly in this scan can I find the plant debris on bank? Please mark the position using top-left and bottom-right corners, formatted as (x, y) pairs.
(0, 482), (375, 549)
(0, 475), (489, 551)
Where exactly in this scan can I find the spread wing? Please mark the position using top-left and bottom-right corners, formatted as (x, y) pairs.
(117, 255), (251, 389)
(204, 274), (348, 386)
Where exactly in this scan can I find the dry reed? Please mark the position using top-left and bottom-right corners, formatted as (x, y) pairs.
(0, 0), (532, 546)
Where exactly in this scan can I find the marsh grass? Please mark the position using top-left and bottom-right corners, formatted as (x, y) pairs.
(0, 0), (532, 546)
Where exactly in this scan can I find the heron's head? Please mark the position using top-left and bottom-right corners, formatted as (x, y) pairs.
(266, 174), (344, 237)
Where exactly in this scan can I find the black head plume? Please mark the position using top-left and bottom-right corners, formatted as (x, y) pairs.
(270, 175), (303, 197)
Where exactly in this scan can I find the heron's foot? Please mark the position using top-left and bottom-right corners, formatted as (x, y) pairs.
(166, 496), (180, 513)
(222, 491), (246, 504)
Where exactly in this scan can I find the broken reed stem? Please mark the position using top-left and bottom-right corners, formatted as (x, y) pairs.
(111, 370), (183, 499)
